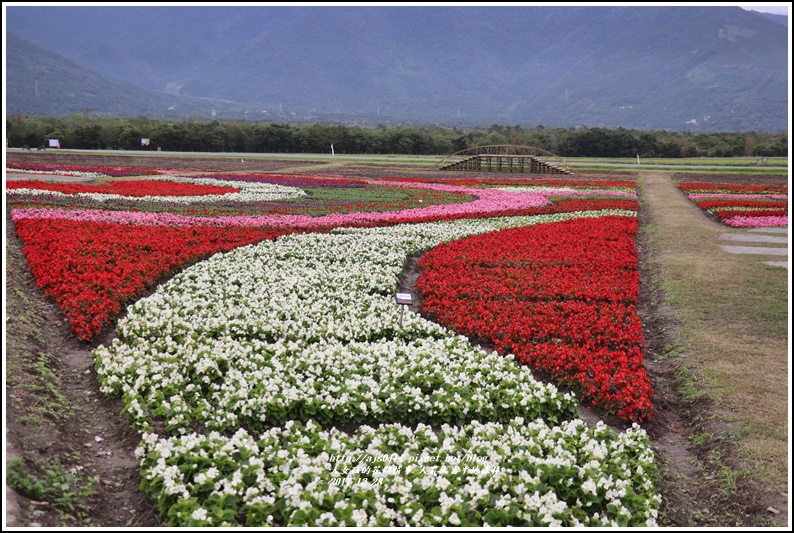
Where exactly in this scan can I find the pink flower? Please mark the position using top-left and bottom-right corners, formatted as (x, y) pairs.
(723, 216), (788, 227)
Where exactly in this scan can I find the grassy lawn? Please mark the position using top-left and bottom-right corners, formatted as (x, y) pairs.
(571, 156), (788, 167)
(44, 149), (443, 166)
(37, 149), (789, 169)
(639, 171), (788, 495)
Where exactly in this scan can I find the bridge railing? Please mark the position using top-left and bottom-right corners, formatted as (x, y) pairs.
(436, 145), (571, 174)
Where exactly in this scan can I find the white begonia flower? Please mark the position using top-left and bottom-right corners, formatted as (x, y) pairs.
(91, 209), (658, 526)
(191, 507), (211, 522)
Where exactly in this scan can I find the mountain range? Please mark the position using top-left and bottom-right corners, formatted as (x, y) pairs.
(4, 5), (790, 132)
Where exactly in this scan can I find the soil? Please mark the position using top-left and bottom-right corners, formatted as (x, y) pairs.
(5, 151), (318, 174)
(670, 172), (790, 186)
(4, 152), (788, 527)
(5, 208), (163, 527)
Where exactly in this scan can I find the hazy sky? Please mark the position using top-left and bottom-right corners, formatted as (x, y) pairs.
(2, 3), (789, 15)
(739, 4), (789, 15)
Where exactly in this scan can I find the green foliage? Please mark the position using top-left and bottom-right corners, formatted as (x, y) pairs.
(4, 115), (788, 157)
(675, 363), (707, 404)
(136, 419), (660, 527)
(6, 456), (99, 522)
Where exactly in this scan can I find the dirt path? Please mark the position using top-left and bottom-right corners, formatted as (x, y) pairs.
(637, 171), (788, 527)
(4, 209), (163, 527)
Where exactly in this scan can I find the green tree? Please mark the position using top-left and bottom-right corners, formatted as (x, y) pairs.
(152, 122), (186, 151)
(7, 118), (49, 148)
(99, 119), (123, 149)
(118, 126), (143, 150)
(223, 122), (247, 152)
(637, 132), (661, 157)
(78, 124), (105, 149)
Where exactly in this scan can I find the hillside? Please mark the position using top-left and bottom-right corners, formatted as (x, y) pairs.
(4, 5), (790, 131)
(4, 34), (256, 119)
(4, 34), (175, 117)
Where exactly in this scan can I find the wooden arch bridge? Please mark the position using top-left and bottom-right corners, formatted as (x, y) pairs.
(436, 145), (573, 175)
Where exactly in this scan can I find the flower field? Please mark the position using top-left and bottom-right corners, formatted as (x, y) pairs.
(416, 216), (652, 422)
(677, 181), (788, 227)
(6, 168), (660, 526)
(6, 161), (164, 178)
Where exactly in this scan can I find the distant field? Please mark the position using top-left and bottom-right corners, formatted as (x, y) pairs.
(9, 149), (789, 170)
(570, 156), (788, 167)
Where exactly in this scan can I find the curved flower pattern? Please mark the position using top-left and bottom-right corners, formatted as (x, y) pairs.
(678, 180), (788, 227)
(6, 169), (660, 526)
(7, 176), (306, 204)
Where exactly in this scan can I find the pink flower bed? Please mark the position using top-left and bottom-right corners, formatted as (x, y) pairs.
(678, 181), (789, 228)
(723, 216), (789, 228)
(11, 183), (553, 227)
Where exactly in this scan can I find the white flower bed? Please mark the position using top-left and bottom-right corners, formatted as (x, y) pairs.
(137, 419), (659, 527)
(92, 209), (659, 526)
(95, 212), (635, 432)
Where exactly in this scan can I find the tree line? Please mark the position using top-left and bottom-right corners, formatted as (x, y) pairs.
(5, 113), (788, 158)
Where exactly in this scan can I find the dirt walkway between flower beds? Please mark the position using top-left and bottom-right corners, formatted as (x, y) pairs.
(635, 171), (789, 527)
(4, 211), (164, 527)
(5, 172), (96, 183)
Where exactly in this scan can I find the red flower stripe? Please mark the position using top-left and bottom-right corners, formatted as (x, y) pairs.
(713, 209), (787, 220)
(12, 218), (305, 340)
(416, 216), (653, 422)
(694, 199), (787, 210)
(678, 181), (787, 194)
(6, 179), (239, 197)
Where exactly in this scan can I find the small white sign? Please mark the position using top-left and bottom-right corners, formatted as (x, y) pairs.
(396, 293), (412, 305)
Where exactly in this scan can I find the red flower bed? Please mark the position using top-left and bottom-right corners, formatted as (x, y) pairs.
(712, 209), (788, 221)
(9, 196), (635, 342)
(8, 166), (638, 345)
(678, 181), (787, 194)
(12, 218), (304, 340)
(694, 199), (787, 210)
(678, 181), (788, 227)
(416, 216), (653, 422)
(6, 180), (239, 197)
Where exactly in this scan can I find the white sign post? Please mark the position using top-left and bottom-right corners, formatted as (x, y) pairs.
(396, 292), (412, 329)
